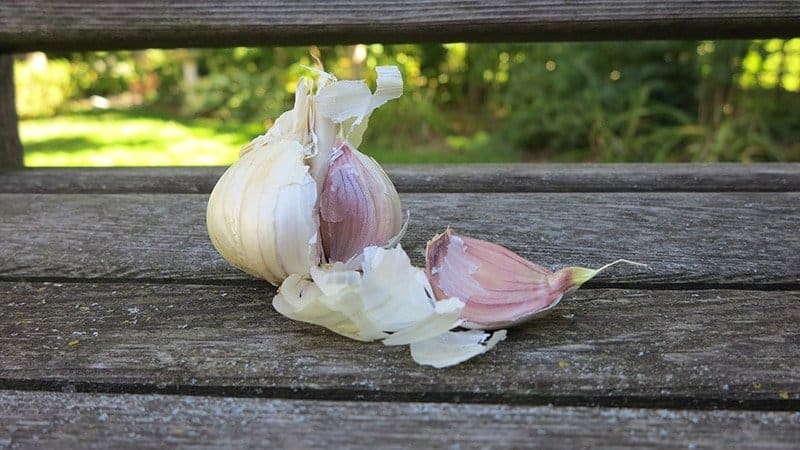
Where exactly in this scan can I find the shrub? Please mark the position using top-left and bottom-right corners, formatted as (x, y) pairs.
(15, 53), (73, 118)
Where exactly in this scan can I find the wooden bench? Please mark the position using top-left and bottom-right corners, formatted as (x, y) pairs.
(1, 2), (799, 448)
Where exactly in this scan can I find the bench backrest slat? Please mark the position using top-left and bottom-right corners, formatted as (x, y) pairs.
(2, 0), (800, 169)
(1, 0), (799, 52)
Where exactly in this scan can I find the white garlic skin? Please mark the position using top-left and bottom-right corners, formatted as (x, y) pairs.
(206, 139), (321, 286)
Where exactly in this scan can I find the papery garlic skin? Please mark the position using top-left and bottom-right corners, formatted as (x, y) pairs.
(273, 245), (507, 367)
(207, 139), (321, 286)
(410, 329), (507, 369)
(425, 228), (645, 330)
(320, 142), (403, 263)
(274, 245), (445, 340)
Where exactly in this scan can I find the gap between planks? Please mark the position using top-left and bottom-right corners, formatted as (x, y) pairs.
(0, 276), (798, 292)
(2, 164), (800, 194)
(1, 379), (798, 413)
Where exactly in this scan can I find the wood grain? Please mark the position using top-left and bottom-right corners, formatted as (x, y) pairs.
(2, 164), (799, 194)
(0, 192), (798, 286)
(1, 282), (798, 408)
(1, 1), (799, 51)
(1, 391), (798, 449)
(0, 55), (22, 170)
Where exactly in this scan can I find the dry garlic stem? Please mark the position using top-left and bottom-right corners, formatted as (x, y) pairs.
(425, 228), (647, 329)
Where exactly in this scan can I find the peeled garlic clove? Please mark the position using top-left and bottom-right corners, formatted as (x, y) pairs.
(320, 142), (403, 263)
(425, 228), (645, 330)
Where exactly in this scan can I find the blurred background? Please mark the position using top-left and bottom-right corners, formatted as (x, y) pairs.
(15, 40), (800, 166)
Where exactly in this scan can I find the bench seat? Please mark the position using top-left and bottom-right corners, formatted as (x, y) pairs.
(0, 164), (798, 447)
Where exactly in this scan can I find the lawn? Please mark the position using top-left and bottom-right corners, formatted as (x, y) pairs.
(20, 109), (264, 166)
(20, 109), (518, 166)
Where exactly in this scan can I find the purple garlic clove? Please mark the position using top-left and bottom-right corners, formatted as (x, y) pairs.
(319, 142), (403, 263)
(425, 228), (644, 330)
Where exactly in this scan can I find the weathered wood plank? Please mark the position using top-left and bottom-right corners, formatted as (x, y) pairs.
(1, 391), (798, 449)
(2, 164), (799, 194)
(0, 55), (22, 170)
(1, 283), (798, 408)
(0, 193), (797, 286)
(1, 1), (799, 51)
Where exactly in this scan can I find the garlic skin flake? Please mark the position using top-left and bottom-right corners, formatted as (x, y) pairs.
(273, 245), (507, 367)
(410, 329), (508, 369)
(425, 228), (646, 330)
(207, 66), (403, 286)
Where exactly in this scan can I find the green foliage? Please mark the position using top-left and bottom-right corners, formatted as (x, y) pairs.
(14, 54), (73, 118)
(492, 40), (800, 162)
(16, 39), (800, 164)
(740, 39), (800, 92)
(66, 51), (139, 97)
(496, 42), (700, 161)
(177, 48), (308, 122)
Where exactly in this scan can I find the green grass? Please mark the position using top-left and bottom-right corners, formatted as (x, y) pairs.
(20, 109), (521, 166)
(21, 109), (265, 166)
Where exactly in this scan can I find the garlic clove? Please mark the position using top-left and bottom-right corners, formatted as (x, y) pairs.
(425, 228), (645, 330)
(273, 177), (321, 280)
(320, 142), (403, 263)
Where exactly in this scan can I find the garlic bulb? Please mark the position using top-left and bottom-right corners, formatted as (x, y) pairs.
(207, 66), (404, 285)
(425, 228), (646, 330)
